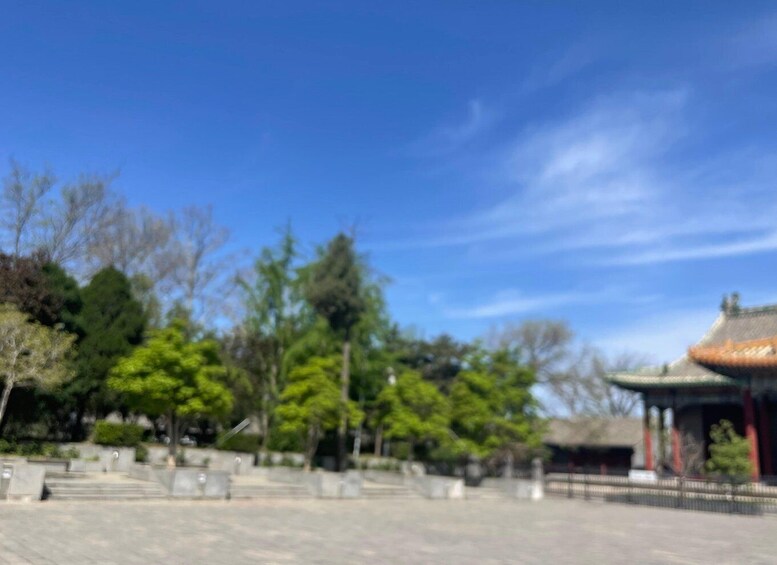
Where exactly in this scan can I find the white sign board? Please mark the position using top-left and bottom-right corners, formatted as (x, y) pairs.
(628, 470), (658, 483)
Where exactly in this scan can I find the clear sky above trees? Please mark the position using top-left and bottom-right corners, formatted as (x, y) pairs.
(3, 3), (777, 364)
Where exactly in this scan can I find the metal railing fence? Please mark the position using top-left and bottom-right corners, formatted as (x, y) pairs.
(545, 471), (777, 515)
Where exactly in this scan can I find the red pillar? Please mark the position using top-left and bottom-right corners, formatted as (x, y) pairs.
(743, 388), (760, 481)
(672, 416), (683, 474)
(759, 397), (773, 477)
(643, 402), (654, 471)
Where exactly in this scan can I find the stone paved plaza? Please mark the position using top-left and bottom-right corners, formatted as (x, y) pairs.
(1, 498), (775, 564)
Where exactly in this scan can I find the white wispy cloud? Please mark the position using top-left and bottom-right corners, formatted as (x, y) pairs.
(408, 99), (495, 156)
(387, 88), (777, 266)
(442, 287), (639, 319)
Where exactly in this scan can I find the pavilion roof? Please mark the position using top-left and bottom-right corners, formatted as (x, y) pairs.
(608, 301), (777, 392)
(688, 337), (777, 379)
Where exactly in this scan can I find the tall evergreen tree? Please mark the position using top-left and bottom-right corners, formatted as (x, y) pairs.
(73, 267), (145, 433)
(304, 233), (365, 470)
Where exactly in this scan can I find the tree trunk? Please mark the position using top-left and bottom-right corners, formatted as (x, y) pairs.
(72, 401), (87, 442)
(166, 412), (178, 459)
(0, 379), (14, 432)
(337, 339), (351, 472)
(260, 401), (270, 453)
(374, 425), (383, 457)
(304, 426), (319, 472)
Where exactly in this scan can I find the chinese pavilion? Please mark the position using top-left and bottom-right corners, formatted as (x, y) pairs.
(608, 294), (777, 480)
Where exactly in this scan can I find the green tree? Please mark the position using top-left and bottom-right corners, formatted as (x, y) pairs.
(73, 267), (145, 430)
(705, 419), (753, 481)
(237, 226), (307, 450)
(0, 305), (75, 432)
(275, 355), (362, 470)
(449, 348), (541, 461)
(304, 233), (365, 470)
(375, 370), (450, 461)
(108, 323), (233, 459)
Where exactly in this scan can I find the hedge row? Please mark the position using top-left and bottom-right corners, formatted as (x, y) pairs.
(93, 421), (144, 447)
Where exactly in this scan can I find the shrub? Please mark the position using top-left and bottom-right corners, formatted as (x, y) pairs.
(93, 420), (144, 447)
(706, 419), (753, 482)
(135, 444), (149, 463)
(0, 441), (78, 459)
(217, 433), (261, 453)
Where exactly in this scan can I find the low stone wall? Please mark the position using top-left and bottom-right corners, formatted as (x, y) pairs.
(57, 443), (136, 472)
(130, 465), (229, 498)
(258, 452), (305, 467)
(146, 446), (255, 474)
(305, 471), (362, 498)
(412, 476), (465, 499)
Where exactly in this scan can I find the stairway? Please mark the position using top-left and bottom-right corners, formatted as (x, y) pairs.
(361, 481), (422, 499)
(229, 475), (310, 499)
(44, 474), (167, 501)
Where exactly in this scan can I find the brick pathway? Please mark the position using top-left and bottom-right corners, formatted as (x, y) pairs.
(0, 498), (774, 564)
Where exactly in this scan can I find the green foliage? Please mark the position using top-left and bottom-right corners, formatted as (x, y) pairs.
(0, 440), (78, 459)
(276, 356), (363, 468)
(74, 267), (146, 417)
(305, 233), (365, 336)
(229, 226), (309, 449)
(92, 420), (144, 447)
(449, 349), (541, 460)
(108, 323), (233, 455)
(393, 333), (472, 391)
(135, 443), (149, 462)
(40, 262), (83, 335)
(706, 419), (753, 481)
(218, 432), (261, 453)
(375, 370), (450, 459)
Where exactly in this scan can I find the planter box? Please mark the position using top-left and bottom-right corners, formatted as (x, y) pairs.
(26, 459), (68, 473)
(3, 463), (46, 502)
(305, 471), (362, 498)
(413, 476), (465, 499)
(68, 460), (104, 473)
(153, 468), (230, 499)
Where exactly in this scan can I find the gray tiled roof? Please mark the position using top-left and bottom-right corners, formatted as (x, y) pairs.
(544, 418), (642, 448)
(608, 303), (777, 390)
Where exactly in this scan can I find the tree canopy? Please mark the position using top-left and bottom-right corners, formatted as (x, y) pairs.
(0, 305), (75, 432)
(276, 355), (362, 470)
(108, 323), (233, 456)
(375, 370), (450, 461)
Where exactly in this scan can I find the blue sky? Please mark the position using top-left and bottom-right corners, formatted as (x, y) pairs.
(3, 2), (777, 363)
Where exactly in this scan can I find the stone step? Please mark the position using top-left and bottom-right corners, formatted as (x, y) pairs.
(46, 495), (166, 501)
(45, 470), (88, 479)
(361, 487), (420, 498)
(230, 485), (310, 498)
(44, 477), (167, 501)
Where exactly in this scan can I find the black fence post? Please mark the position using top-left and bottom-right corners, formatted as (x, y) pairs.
(677, 476), (684, 510)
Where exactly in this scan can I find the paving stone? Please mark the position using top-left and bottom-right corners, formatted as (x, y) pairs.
(0, 499), (775, 564)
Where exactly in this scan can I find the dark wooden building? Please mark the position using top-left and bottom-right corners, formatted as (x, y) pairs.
(544, 418), (643, 474)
